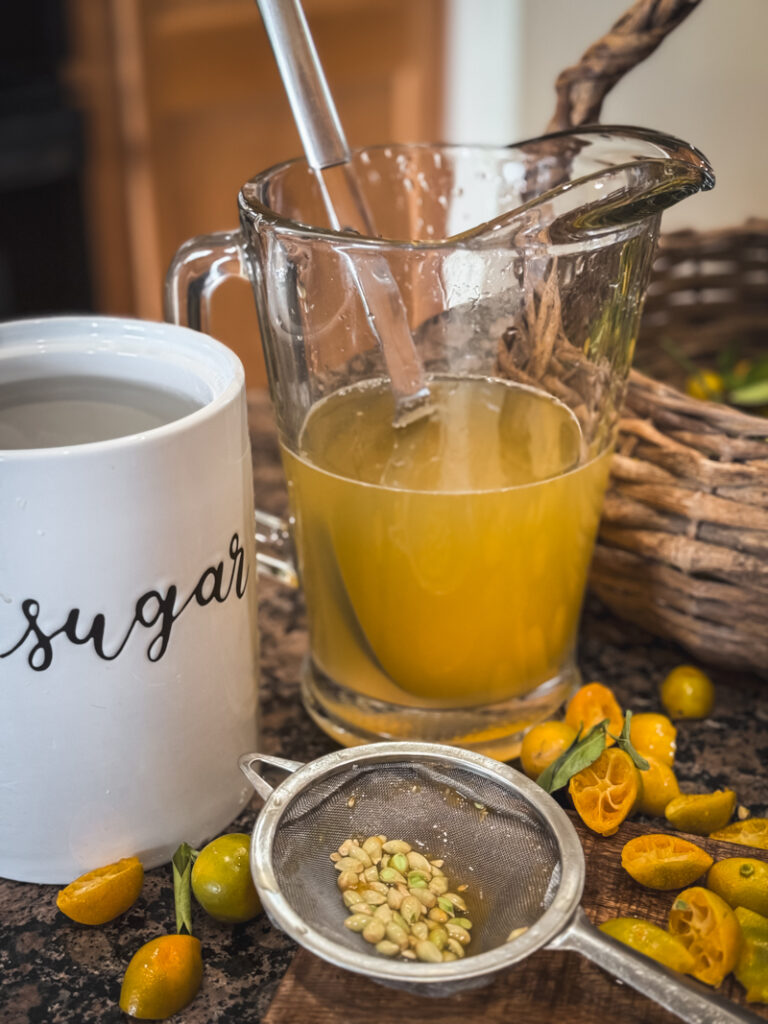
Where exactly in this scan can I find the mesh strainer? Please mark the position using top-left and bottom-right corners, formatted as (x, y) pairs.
(240, 742), (759, 1024)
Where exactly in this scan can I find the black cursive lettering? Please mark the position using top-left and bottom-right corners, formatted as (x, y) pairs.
(0, 533), (251, 672)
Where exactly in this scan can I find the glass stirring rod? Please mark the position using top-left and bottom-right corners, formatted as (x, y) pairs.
(254, 0), (432, 426)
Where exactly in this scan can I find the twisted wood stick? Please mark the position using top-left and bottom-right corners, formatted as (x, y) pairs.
(547, 0), (703, 132)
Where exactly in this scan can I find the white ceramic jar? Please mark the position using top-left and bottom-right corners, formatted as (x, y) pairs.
(0, 316), (259, 883)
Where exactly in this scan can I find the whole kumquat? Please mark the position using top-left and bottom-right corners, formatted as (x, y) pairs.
(191, 833), (261, 924)
(660, 665), (715, 719)
(665, 791), (736, 836)
(685, 369), (724, 402)
(564, 682), (623, 745)
(668, 886), (742, 986)
(599, 917), (695, 974)
(119, 842), (204, 1019)
(710, 818), (768, 851)
(629, 712), (677, 767)
(520, 721), (577, 780)
(637, 756), (680, 817)
(119, 934), (203, 1019)
(621, 833), (713, 890)
(56, 856), (144, 926)
(569, 747), (641, 837)
(706, 858), (768, 917)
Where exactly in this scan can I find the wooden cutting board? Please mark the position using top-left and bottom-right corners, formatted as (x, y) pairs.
(264, 816), (768, 1024)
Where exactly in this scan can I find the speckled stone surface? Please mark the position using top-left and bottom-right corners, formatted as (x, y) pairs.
(1, 392), (765, 1023)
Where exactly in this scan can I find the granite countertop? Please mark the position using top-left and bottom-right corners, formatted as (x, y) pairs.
(2, 391), (766, 1023)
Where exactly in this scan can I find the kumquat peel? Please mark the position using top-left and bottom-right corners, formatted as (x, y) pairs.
(668, 886), (742, 987)
(569, 747), (642, 837)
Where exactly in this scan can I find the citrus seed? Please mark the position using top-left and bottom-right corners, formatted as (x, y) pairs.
(362, 919), (386, 944)
(382, 840), (411, 855)
(344, 914), (370, 932)
(415, 940), (443, 963)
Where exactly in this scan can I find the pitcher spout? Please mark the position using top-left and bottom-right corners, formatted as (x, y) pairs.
(460, 125), (715, 249)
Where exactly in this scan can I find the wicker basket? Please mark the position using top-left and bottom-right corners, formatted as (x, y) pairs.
(549, 0), (768, 677)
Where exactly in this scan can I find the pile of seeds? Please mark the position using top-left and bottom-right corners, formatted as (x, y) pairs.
(331, 835), (473, 963)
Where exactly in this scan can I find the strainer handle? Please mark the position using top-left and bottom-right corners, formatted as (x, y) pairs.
(239, 752), (304, 800)
(550, 906), (760, 1024)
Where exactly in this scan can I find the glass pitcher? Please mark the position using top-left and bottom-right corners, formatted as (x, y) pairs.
(166, 127), (713, 759)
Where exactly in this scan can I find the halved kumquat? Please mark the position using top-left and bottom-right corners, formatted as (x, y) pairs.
(56, 856), (144, 926)
(621, 833), (713, 890)
(710, 818), (768, 851)
(665, 791), (736, 836)
(569, 747), (641, 836)
(599, 917), (695, 974)
(668, 886), (742, 986)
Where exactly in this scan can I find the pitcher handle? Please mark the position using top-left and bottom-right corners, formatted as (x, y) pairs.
(164, 229), (246, 332)
(254, 510), (299, 587)
(165, 231), (300, 589)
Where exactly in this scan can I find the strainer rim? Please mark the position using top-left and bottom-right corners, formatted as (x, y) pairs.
(248, 742), (585, 985)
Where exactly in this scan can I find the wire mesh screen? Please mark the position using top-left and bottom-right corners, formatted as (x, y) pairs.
(270, 758), (562, 956)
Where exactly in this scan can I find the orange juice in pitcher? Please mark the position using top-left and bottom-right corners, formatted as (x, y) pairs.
(283, 375), (612, 722)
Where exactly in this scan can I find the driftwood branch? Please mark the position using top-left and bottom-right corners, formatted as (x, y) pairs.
(538, 2), (768, 678)
(547, 0), (703, 132)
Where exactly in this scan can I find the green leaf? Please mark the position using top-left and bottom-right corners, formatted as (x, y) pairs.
(172, 842), (196, 936)
(729, 379), (768, 407)
(536, 720), (608, 794)
(613, 710), (650, 772)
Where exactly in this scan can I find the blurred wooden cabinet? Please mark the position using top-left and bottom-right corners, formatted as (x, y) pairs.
(65, 0), (445, 386)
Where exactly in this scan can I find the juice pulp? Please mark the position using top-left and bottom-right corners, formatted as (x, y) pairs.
(282, 376), (611, 708)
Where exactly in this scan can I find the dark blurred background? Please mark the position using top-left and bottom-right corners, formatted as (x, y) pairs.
(2, 1), (764, 388)
(0, 0), (92, 319)
(1, 0), (444, 386)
